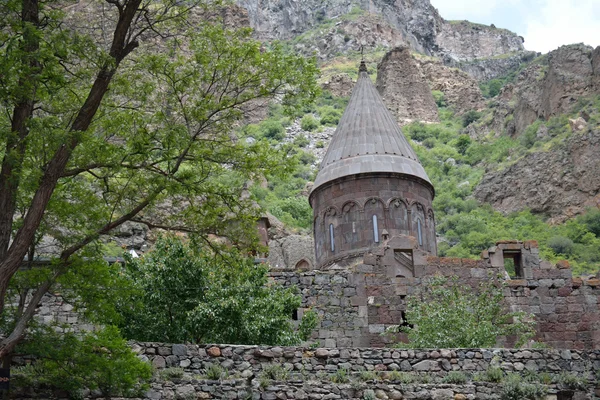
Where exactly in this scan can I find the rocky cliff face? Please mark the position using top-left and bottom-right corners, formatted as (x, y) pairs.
(484, 44), (600, 137)
(236, 0), (442, 54)
(292, 13), (406, 61)
(455, 51), (538, 81)
(376, 47), (439, 124)
(416, 56), (485, 114)
(435, 21), (524, 62)
(474, 131), (600, 222)
(235, 0), (526, 80)
(374, 47), (485, 123)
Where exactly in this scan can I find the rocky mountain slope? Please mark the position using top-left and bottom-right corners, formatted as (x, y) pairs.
(73, 0), (598, 268)
(376, 47), (440, 124)
(479, 44), (600, 138)
(474, 130), (600, 223)
(235, 0), (532, 81)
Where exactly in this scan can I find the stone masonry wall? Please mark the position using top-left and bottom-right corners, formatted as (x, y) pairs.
(270, 240), (600, 350)
(22, 242), (600, 351)
(13, 343), (600, 399)
(98, 344), (600, 399)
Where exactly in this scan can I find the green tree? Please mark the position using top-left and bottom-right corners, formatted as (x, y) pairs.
(0, 0), (317, 361)
(393, 276), (535, 348)
(118, 236), (317, 345)
(13, 325), (152, 398)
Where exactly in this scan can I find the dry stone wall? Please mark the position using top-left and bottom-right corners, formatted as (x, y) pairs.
(13, 343), (600, 399)
(71, 344), (600, 399)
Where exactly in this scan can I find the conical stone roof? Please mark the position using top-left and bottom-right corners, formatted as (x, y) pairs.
(311, 61), (433, 197)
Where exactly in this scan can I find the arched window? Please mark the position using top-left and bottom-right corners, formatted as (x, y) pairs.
(417, 218), (423, 246)
(329, 224), (335, 252)
(373, 215), (379, 243)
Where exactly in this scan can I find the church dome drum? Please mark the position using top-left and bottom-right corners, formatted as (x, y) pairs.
(309, 61), (436, 268)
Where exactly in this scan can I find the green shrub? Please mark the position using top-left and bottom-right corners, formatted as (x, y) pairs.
(547, 236), (574, 255)
(260, 119), (285, 140)
(386, 371), (415, 383)
(500, 373), (547, 400)
(262, 364), (290, 381)
(462, 110), (482, 127)
(298, 150), (316, 165)
(318, 105), (342, 125)
(454, 134), (471, 155)
(432, 90), (446, 107)
(203, 364), (227, 380)
(14, 326), (152, 398)
(395, 276), (536, 348)
(579, 208), (600, 237)
(301, 114), (319, 131)
(483, 366), (504, 383)
(331, 368), (350, 383)
(293, 134), (310, 147)
(363, 390), (376, 400)
(405, 122), (435, 141)
(360, 370), (378, 381)
(557, 372), (587, 390)
(316, 140), (325, 148)
(520, 120), (542, 149)
(480, 79), (504, 98)
(442, 371), (468, 384)
(298, 310), (319, 340)
(159, 367), (185, 381)
(119, 237), (312, 345)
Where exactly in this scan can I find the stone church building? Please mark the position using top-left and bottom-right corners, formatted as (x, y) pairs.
(310, 61), (436, 270)
(268, 61), (600, 350)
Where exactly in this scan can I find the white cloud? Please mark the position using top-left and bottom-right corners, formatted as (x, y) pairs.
(522, 0), (600, 53)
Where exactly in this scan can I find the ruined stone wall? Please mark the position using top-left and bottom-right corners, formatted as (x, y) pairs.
(22, 242), (600, 351)
(505, 267), (600, 350)
(19, 343), (596, 400)
(270, 240), (600, 350)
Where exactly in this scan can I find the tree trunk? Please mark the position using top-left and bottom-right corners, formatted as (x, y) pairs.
(0, 0), (40, 261)
(0, 0), (143, 353)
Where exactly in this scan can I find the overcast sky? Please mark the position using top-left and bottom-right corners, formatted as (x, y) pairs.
(429, 0), (600, 54)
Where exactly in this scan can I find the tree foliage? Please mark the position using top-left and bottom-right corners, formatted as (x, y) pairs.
(393, 276), (535, 348)
(0, 0), (318, 359)
(13, 325), (151, 398)
(118, 236), (318, 345)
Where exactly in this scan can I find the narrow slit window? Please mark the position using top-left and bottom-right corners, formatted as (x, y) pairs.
(373, 215), (379, 243)
(329, 224), (335, 252)
(417, 218), (423, 246)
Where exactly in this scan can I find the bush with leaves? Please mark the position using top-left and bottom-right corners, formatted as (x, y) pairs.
(13, 325), (151, 398)
(462, 110), (482, 127)
(301, 114), (319, 131)
(431, 90), (446, 107)
(392, 276), (535, 348)
(500, 373), (547, 400)
(580, 208), (600, 237)
(118, 236), (317, 345)
(547, 236), (574, 255)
